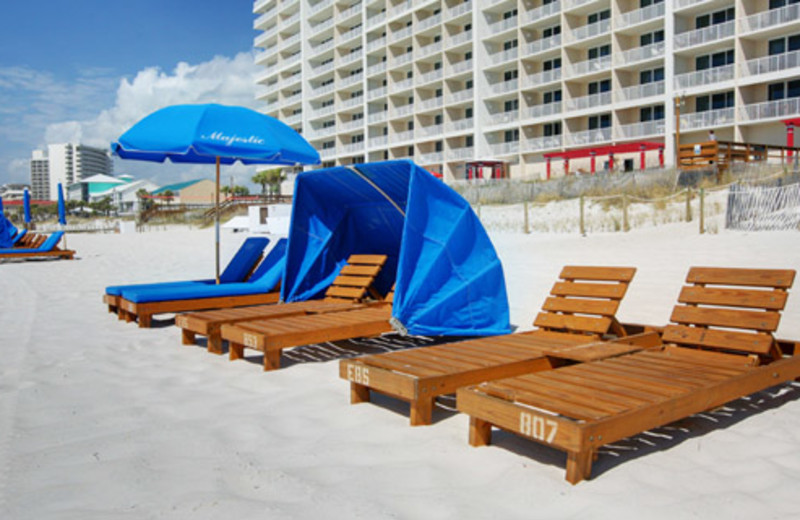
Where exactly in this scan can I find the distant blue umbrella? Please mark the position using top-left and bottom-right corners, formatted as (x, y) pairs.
(23, 188), (32, 227)
(111, 103), (319, 283)
(57, 183), (66, 225)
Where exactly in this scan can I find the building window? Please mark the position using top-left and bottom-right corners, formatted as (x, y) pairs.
(695, 50), (734, 70)
(769, 0), (799, 9)
(588, 44), (611, 60)
(543, 122), (561, 136)
(769, 34), (800, 55)
(543, 89), (561, 104)
(768, 80), (800, 100)
(465, 107), (473, 118)
(640, 67), (664, 84)
(640, 30), (664, 46)
(503, 9), (518, 19)
(504, 99), (519, 112)
(696, 91), (734, 111)
(351, 135), (364, 144)
(588, 79), (611, 94)
(696, 8), (734, 29)
(434, 114), (443, 125)
(504, 129), (519, 142)
(504, 69), (518, 81)
(640, 105), (665, 121)
(435, 141), (443, 152)
(466, 135), (474, 147)
(503, 39), (518, 51)
(640, 0), (664, 6)
(542, 25), (561, 38)
(543, 58), (561, 71)
(588, 114), (611, 129)
(587, 9), (610, 24)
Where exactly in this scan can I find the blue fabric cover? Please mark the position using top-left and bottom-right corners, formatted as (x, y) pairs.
(105, 237), (269, 296)
(0, 231), (63, 254)
(0, 215), (16, 249)
(281, 160), (510, 337)
(120, 238), (286, 304)
(11, 229), (27, 245)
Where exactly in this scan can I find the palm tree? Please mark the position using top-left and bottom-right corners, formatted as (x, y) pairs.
(252, 168), (285, 197)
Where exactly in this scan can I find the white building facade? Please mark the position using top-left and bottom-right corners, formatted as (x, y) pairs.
(253, 0), (800, 181)
(30, 143), (114, 200)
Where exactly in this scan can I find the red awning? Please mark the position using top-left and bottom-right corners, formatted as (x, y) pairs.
(544, 141), (664, 160)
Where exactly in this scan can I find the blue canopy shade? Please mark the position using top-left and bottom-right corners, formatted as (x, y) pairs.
(111, 104), (319, 166)
(282, 160), (510, 337)
(57, 183), (66, 225)
(0, 214), (14, 249)
(23, 189), (31, 224)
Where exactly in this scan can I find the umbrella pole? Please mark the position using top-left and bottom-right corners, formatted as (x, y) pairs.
(215, 156), (221, 284)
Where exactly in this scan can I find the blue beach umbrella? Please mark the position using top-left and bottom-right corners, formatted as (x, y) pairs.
(23, 188), (32, 228)
(57, 183), (66, 225)
(111, 103), (319, 283)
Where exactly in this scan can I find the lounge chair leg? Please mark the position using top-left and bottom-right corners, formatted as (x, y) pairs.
(229, 342), (245, 361)
(410, 397), (434, 426)
(566, 450), (593, 485)
(350, 382), (370, 404)
(181, 329), (195, 346)
(207, 334), (223, 355)
(263, 349), (281, 371)
(138, 314), (151, 328)
(469, 417), (492, 446)
(123, 311), (133, 323)
(108, 305), (116, 314)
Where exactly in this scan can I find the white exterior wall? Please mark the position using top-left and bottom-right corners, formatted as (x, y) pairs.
(253, 0), (800, 182)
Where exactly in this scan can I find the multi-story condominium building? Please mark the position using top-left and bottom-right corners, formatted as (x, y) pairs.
(30, 143), (114, 200)
(253, 0), (800, 181)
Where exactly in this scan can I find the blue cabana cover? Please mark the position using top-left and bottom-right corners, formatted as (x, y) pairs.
(281, 160), (510, 337)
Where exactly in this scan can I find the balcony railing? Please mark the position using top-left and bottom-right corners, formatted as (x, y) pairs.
(740, 4), (800, 34)
(340, 26), (363, 44)
(680, 107), (735, 130)
(311, 17), (335, 35)
(368, 86), (387, 100)
(566, 91), (612, 111)
(488, 79), (519, 95)
(617, 2), (665, 29)
(616, 80), (665, 102)
(418, 152), (444, 164)
(393, 77), (414, 91)
(522, 1), (560, 24)
(319, 147), (337, 159)
(522, 135), (562, 152)
(614, 42), (664, 66)
(367, 62), (387, 76)
(490, 141), (520, 155)
(394, 129), (414, 141)
(417, 97), (444, 111)
(446, 87), (473, 104)
(526, 102), (562, 120)
(569, 55), (611, 77)
(568, 127), (612, 146)
(487, 110), (519, 126)
(674, 65), (734, 90)
(618, 120), (665, 139)
(740, 50), (800, 78)
(447, 146), (474, 161)
(447, 30), (472, 48)
(674, 21), (734, 50)
(310, 61), (335, 76)
(368, 111), (388, 123)
(283, 92), (303, 106)
(313, 104), (337, 118)
(340, 95), (364, 109)
(391, 25), (414, 43)
(340, 142), (366, 155)
(489, 48), (518, 65)
(569, 19), (610, 43)
(284, 113), (302, 126)
(391, 104), (415, 118)
(417, 68), (444, 85)
(522, 68), (561, 88)
(418, 124), (444, 137)
(311, 39), (335, 56)
(525, 34), (561, 57)
(367, 11), (386, 28)
(367, 36), (387, 52)
(445, 0), (472, 21)
(338, 2), (362, 21)
(418, 13), (442, 31)
(488, 16), (517, 35)
(445, 117), (474, 133)
(388, 0), (412, 19)
(447, 58), (473, 76)
(339, 119), (364, 132)
(392, 52), (414, 67)
(309, 82), (335, 98)
(368, 135), (388, 147)
(254, 8), (277, 30)
(739, 97), (800, 122)
(417, 41), (442, 59)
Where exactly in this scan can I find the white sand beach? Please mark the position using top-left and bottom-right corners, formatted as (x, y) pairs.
(2, 224), (800, 519)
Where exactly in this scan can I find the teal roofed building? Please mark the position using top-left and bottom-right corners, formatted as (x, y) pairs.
(67, 174), (126, 202)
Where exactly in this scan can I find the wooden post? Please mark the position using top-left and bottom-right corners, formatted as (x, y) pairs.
(523, 200), (530, 234)
(685, 188), (692, 222)
(622, 194), (629, 232)
(579, 195), (585, 235)
(699, 188), (705, 234)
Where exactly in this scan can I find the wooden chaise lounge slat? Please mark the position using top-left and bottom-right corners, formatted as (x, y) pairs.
(457, 267), (799, 484)
(340, 265), (658, 426)
(176, 254), (387, 354)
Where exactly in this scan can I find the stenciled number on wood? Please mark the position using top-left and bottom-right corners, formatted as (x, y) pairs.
(243, 333), (259, 348)
(175, 316), (188, 328)
(346, 365), (370, 385)
(519, 412), (558, 443)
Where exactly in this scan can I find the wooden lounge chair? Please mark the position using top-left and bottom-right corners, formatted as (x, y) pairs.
(457, 267), (800, 484)
(0, 231), (74, 260)
(339, 266), (658, 426)
(220, 288), (397, 371)
(176, 254), (388, 354)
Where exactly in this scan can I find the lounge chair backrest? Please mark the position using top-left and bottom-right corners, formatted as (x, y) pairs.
(36, 231), (64, 251)
(663, 267), (796, 360)
(219, 237), (270, 284)
(323, 254), (388, 303)
(533, 266), (636, 338)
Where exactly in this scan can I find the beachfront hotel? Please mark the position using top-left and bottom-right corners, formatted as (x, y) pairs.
(30, 143), (114, 201)
(252, 0), (800, 181)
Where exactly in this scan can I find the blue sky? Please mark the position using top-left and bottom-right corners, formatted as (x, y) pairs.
(0, 0), (260, 188)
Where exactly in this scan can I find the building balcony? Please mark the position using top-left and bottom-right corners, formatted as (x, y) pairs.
(566, 91), (612, 112)
(368, 111), (388, 124)
(444, 0), (472, 21)
(367, 11), (386, 28)
(283, 92), (303, 106)
(337, 52), (362, 69)
(254, 8), (277, 30)
(393, 77), (414, 92)
(311, 39), (335, 56)
(619, 3), (665, 30)
(525, 34), (561, 58)
(674, 21), (734, 51)
(339, 119), (364, 132)
(368, 135), (388, 147)
(487, 110), (519, 126)
(283, 12), (301, 28)
(310, 126), (337, 139)
(311, 105), (337, 119)
(522, 135), (562, 152)
(568, 55), (611, 77)
(487, 16), (518, 36)
(367, 61), (387, 76)
(340, 26), (363, 45)
(445, 117), (474, 133)
(368, 86), (388, 100)
(338, 2), (362, 22)
(740, 4), (800, 35)
(614, 42), (664, 67)
(618, 120), (665, 139)
(617, 80), (665, 102)
(446, 87), (473, 105)
(390, 104), (415, 119)
(490, 141), (520, 156)
(417, 68), (444, 86)
(418, 124), (444, 138)
(526, 102), (562, 120)
(388, 0), (412, 19)
(417, 97), (444, 112)
(310, 82), (336, 97)
(340, 142), (366, 156)
(417, 41), (443, 59)
(319, 147), (337, 160)
(339, 72), (364, 88)
(418, 151), (444, 164)
(488, 78), (519, 96)
(284, 113), (302, 126)
(680, 107), (735, 130)
(567, 127), (612, 146)
(522, 68), (561, 88)
(564, 0), (597, 10)
(447, 30), (472, 49)
(281, 32), (301, 51)
(674, 65), (734, 90)
(739, 97), (800, 123)
(488, 48), (518, 66)
(394, 129), (414, 141)
(674, 0), (712, 9)
(340, 95), (364, 109)
(522, 1), (560, 25)
(311, 17), (335, 36)
(568, 19), (611, 44)
(366, 37), (386, 53)
(390, 25), (414, 43)
(253, 0), (274, 14)
(740, 50), (800, 79)
(447, 146), (473, 161)
(418, 12), (442, 31)
(391, 52), (414, 67)
(446, 58), (473, 76)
